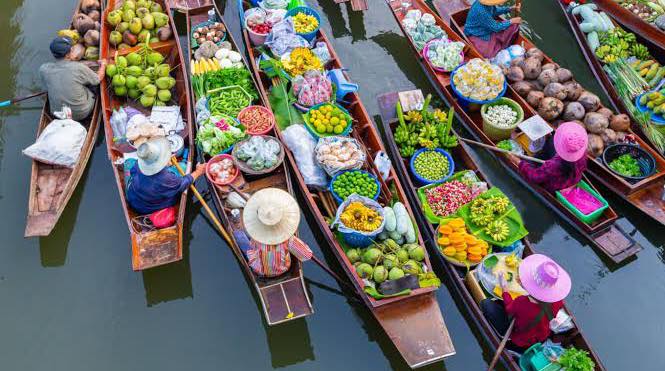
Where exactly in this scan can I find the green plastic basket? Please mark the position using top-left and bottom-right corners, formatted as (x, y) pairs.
(519, 343), (562, 371)
(555, 180), (609, 225)
(480, 97), (524, 141)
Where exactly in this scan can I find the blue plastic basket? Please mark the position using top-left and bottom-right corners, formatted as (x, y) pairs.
(450, 64), (507, 108)
(329, 170), (381, 204)
(409, 148), (455, 185)
(303, 102), (353, 140)
(334, 195), (385, 248)
(285, 6), (321, 42)
(635, 92), (665, 125)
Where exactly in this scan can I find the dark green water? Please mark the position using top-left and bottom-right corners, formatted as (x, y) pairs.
(0, 0), (663, 370)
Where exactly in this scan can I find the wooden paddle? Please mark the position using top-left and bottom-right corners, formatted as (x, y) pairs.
(0, 91), (46, 108)
(170, 157), (234, 246)
(459, 137), (545, 164)
(487, 318), (516, 371)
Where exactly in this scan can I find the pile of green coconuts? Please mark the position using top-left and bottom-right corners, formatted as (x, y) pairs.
(347, 239), (427, 285)
(105, 0), (172, 49)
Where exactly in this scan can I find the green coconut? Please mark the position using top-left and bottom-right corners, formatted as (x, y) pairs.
(125, 75), (139, 89)
(137, 75), (151, 89)
(125, 65), (143, 77)
(402, 260), (422, 275)
(382, 254), (398, 270)
(396, 248), (409, 263)
(155, 76), (171, 89)
(146, 52), (164, 65)
(142, 83), (157, 97)
(157, 89), (171, 102)
(362, 248), (383, 265)
(126, 52), (142, 66)
(111, 74), (126, 87)
(128, 88), (141, 100)
(355, 263), (373, 279)
(105, 64), (118, 78)
(114, 85), (128, 96)
(144, 66), (155, 78)
(408, 246), (426, 262)
(345, 249), (360, 264)
(154, 63), (170, 77)
(139, 94), (155, 107)
(116, 56), (128, 68)
(388, 267), (405, 280)
(373, 266), (388, 283)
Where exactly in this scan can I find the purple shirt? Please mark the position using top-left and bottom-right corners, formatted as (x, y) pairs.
(126, 165), (193, 215)
(518, 155), (587, 193)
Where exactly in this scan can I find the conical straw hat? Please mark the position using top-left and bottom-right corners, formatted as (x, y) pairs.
(243, 188), (301, 245)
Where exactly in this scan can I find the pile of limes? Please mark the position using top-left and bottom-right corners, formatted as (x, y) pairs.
(332, 171), (379, 201)
(308, 104), (349, 135)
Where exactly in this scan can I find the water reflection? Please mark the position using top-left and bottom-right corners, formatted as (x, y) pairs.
(142, 246), (194, 306)
(265, 319), (315, 368)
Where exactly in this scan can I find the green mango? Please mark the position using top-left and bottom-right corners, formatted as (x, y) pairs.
(137, 30), (151, 43)
(122, 0), (136, 11)
(150, 2), (162, 13)
(115, 22), (130, 33)
(135, 7), (150, 18)
(109, 31), (123, 46)
(107, 10), (122, 26)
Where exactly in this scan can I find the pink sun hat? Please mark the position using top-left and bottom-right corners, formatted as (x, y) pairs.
(553, 122), (588, 162)
(518, 254), (571, 303)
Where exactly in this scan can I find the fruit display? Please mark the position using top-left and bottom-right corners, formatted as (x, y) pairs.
(339, 201), (383, 232)
(281, 47), (323, 77)
(469, 195), (510, 227)
(238, 106), (274, 134)
(484, 219), (510, 242)
(292, 12), (319, 34)
(332, 171), (379, 201)
(484, 104), (519, 128)
(347, 238), (428, 287)
(105, 45), (176, 106)
(191, 22), (226, 46)
(196, 116), (247, 155)
(292, 70), (333, 107)
(106, 0), (172, 49)
(608, 153), (643, 177)
(246, 12), (274, 35)
(438, 218), (489, 264)
(208, 87), (252, 117)
(424, 180), (474, 217)
(315, 137), (365, 176)
(595, 28), (649, 63)
(306, 103), (350, 136)
(412, 150), (450, 181)
(393, 96), (457, 157)
(376, 202), (417, 245)
(452, 58), (505, 101)
(57, 0), (101, 62)
(628, 59), (665, 89)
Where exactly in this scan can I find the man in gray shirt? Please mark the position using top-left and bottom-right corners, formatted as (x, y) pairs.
(39, 37), (106, 121)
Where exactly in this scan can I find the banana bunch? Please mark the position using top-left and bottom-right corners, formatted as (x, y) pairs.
(489, 196), (510, 214)
(632, 44), (651, 60)
(485, 220), (510, 242)
(191, 58), (221, 76)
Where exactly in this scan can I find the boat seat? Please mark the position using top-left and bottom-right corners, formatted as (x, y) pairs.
(327, 68), (359, 101)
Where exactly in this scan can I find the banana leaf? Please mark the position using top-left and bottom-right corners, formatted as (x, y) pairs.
(268, 82), (303, 130)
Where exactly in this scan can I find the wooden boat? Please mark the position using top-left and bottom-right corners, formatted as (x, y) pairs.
(175, 2), (314, 325)
(239, 1), (455, 367)
(593, 0), (665, 52)
(25, 0), (103, 237)
(444, 3), (665, 229)
(377, 90), (605, 371)
(386, 0), (641, 264)
(100, 0), (194, 270)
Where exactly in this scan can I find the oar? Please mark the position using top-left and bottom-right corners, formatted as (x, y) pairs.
(487, 318), (516, 371)
(170, 157), (234, 246)
(0, 91), (46, 108)
(228, 183), (359, 295)
(459, 137), (545, 164)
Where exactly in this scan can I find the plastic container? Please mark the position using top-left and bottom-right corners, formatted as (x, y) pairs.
(303, 102), (353, 140)
(450, 64), (507, 109)
(245, 17), (270, 46)
(190, 20), (227, 49)
(238, 105), (275, 135)
(329, 170), (381, 204)
(422, 38), (464, 73)
(555, 180), (609, 225)
(635, 92), (665, 126)
(602, 143), (657, 181)
(480, 97), (524, 141)
(206, 154), (239, 186)
(519, 343), (562, 371)
(409, 148), (455, 185)
(285, 6), (321, 42)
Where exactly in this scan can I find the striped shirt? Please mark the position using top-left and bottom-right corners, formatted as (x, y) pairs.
(464, 2), (512, 41)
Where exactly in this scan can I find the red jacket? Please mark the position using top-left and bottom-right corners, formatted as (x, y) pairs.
(502, 293), (564, 348)
(518, 154), (587, 193)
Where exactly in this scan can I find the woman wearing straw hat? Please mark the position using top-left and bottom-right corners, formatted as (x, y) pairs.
(515, 122), (588, 193)
(464, 0), (522, 58)
(126, 137), (205, 215)
(243, 188), (312, 277)
(480, 254), (571, 351)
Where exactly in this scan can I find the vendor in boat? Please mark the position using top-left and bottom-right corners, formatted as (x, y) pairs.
(242, 188), (312, 277)
(515, 122), (588, 193)
(125, 136), (205, 215)
(39, 37), (106, 121)
(463, 0), (521, 58)
(481, 254), (571, 351)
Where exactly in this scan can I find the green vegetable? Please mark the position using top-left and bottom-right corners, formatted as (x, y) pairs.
(195, 116), (247, 155)
(413, 150), (450, 181)
(332, 171), (378, 200)
(207, 87), (251, 117)
(393, 202), (409, 235)
(203, 67), (258, 101)
(383, 206), (397, 232)
(609, 154), (642, 177)
(558, 347), (595, 371)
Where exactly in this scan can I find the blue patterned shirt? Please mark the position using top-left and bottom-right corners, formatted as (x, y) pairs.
(464, 2), (512, 41)
(126, 164), (193, 215)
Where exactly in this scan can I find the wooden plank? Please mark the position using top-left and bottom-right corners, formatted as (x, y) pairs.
(350, 0), (368, 11)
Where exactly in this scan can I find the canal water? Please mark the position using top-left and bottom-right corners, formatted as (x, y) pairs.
(0, 0), (663, 370)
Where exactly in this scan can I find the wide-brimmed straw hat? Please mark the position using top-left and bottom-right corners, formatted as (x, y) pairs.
(243, 188), (301, 245)
(518, 254), (571, 303)
(479, 0), (509, 6)
(554, 122), (588, 162)
(136, 137), (171, 176)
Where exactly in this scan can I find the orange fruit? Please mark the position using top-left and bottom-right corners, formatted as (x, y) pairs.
(438, 237), (450, 246)
(468, 254), (482, 263)
(443, 247), (456, 256)
(455, 251), (467, 261)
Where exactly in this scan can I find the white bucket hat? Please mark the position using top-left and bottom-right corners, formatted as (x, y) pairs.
(243, 188), (301, 245)
(136, 137), (171, 176)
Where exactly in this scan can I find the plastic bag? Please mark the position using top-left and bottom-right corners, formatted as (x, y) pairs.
(550, 309), (575, 334)
(332, 194), (386, 236)
(259, 0), (289, 10)
(374, 151), (391, 181)
(281, 124), (328, 188)
(23, 106), (87, 168)
(315, 136), (365, 176)
(491, 49), (512, 69)
(110, 107), (128, 139)
(312, 42), (331, 64)
(293, 70), (332, 107)
(236, 136), (281, 170)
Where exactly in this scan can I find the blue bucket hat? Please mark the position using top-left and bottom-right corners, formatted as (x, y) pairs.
(50, 37), (72, 59)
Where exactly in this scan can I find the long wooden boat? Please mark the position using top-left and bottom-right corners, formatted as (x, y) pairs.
(239, 1), (455, 367)
(25, 0), (103, 237)
(387, 0), (640, 264)
(444, 4), (665, 229)
(174, 2), (314, 325)
(100, 0), (194, 270)
(593, 0), (665, 52)
(377, 90), (605, 371)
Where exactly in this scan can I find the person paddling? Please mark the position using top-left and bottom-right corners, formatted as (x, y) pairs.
(481, 254), (571, 351)
(516, 122), (588, 193)
(40, 37), (106, 121)
(464, 0), (521, 58)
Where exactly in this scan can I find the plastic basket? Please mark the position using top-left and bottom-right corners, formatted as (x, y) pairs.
(285, 6), (321, 42)
(422, 38), (464, 73)
(303, 102), (353, 140)
(480, 97), (524, 141)
(635, 92), (665, 126)
(450, 64), (507, 108)
(519, 343), (562, 371)
(555, 180), (609, 225)
(329, 170), (381, 204)
(333, 195), (385, 248)
(602, 143), (656, 181)
(409, 148), (455, 185)
(206, 154), (240, 186)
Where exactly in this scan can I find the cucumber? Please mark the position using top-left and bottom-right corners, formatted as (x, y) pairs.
(587, 31), (599, 51)
(393, 202), (409, 235)
(405, 218), (416, 244)
(383, 206), (397, 232)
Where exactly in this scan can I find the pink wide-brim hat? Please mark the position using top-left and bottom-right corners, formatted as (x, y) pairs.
(518, 254), (571, 303)
(554, 122), (588, 162)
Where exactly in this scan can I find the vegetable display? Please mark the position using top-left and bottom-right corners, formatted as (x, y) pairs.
(596, 29), (650, 63)
(438, 218), (489, 264)
(192, 22), (226, 45)
(394, 96), (457, 157)
(292, 12), (318, 34)
(203, 67), (259, 101)
(208, 157), (236, 184)
(238, 106), (274, 134)
(557, 347), (596, 371)
(608, 153), (642, 177)
(208, 87), (252, 117)
(332, 171), (379, 200)
(452, 58), (505, 101)
(105, 0), (172, 49)
(484, 104), (518, 128)
(282, 47), (323, 77)
(424, 180), (474, 217)
(235, 136), (281, 171)
(625, 58), (664, 90)
(340, 201), (383, 232)
(412, 150), (450, 181)
(307, 103), (350, 135)
(196, 116), (246, 155)
(618, 0), (665, 24)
